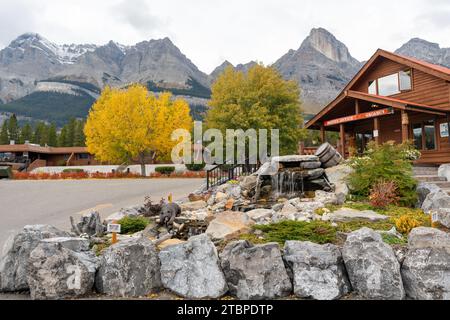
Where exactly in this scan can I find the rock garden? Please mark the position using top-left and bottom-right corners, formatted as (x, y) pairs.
(1, 141), (449, 300)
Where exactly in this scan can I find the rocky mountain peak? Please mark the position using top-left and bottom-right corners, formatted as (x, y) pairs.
(395, 38), (450, 67)
(301, 28), (356, 64)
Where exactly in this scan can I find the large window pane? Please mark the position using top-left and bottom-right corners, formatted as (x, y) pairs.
(413, 123), (422, 150)
(399, 70), (412, 91)
(424, 120), (436, 150)
(378, 74), (400, 96)
(368, 80), (377, 95)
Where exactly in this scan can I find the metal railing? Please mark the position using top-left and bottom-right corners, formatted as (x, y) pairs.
(206, 162), (260, 190)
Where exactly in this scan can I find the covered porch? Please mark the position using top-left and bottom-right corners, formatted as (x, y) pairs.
(306, 91), (450, 164)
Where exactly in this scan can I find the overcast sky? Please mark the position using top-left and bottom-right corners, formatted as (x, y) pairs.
(0, 0), (449, 73)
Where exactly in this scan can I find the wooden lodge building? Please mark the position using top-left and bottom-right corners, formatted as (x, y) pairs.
(0, 143), (98, 171)
(306, 49), (450, 165)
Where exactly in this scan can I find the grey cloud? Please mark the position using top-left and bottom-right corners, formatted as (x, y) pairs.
(112, 0), (167, 37)
(0, 0), (41, 48)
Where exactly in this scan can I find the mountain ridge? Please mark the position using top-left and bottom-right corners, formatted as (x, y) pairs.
(1, 29), (449, 125)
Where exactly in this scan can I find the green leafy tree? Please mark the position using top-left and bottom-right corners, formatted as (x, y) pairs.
(0, 120), (9, 145)
(206, 64), (305, 156)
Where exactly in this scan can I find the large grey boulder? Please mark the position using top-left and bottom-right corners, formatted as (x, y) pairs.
(342, 228), (405, 300)
(438, 164), (450, 181)
(159, 234), (228, 299)
(0, 225), (71, 292)
(27, 240), (98, 300)
(401, 228), (450, 300)
(416, 183), (441, 209)
(220, 241), (292, 300)
(95, 238), (161, 297)
(422, 189), (450, 213)
(284, 241), (350, 300)
(325, 164), (353, 205)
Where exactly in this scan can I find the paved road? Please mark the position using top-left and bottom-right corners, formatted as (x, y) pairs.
(0, 179), (204, 250)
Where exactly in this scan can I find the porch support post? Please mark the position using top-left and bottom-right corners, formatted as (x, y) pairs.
(340, 124), (345, 157)
(320, 124), (326, 143)
(374, 117), (380, 145)
(401, 110), (409, 142)
(355, 99), (360, 114)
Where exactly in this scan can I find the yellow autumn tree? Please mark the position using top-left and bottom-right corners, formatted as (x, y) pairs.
(206, 64), (305, 155)
(84, 84), (192, 176)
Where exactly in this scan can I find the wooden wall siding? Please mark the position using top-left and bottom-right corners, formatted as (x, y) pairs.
(352, 57), (450, 111)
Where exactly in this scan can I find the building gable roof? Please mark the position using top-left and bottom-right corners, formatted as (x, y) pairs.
(306, 49), (450, 129)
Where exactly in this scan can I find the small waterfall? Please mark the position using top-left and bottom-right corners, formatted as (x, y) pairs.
(270, 171), (304, 199)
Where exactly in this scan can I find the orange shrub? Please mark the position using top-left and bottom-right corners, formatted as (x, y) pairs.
(369, 179), (400, 208)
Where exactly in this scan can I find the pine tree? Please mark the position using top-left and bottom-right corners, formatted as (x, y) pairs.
(7, 115), (19, 143)
(48, 124), (57, 147)
(58, 126), (68, 147)
(19, 123), (33, 144)
(66, 118), (76, 147)
(0, 120), (9, 145)
(73, 120), (86, 146)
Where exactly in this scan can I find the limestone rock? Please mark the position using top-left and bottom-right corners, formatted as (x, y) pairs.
(41, 237), (90, 252)
(180, 200), (207, 212)
(159, 234), (228, 299)
(416, 183), (441, 208)
(314, 191), (339, 205)
(95, 238), (161, 297)
(246, 209), (274, 222)
(27, 241), (98, 300)
(325, 164), (353, 204)
(431, 208), (450, 228)
(284, 241), (350, 300)
(240, 175), (258, 191)
(214, 192), (228, 203)
(0, 225), (71, 292)
(422, 190), (450, 213)
(206, 211), (254, 241)
(323, 208), (389, 223)
(70, 211), (105, 237)
(157, 239), (186, 250)
(220, 241), (292, 300)
(401, 228), (450, 300)
(342, 228), (405, 300)
(438, 164), (450, 181)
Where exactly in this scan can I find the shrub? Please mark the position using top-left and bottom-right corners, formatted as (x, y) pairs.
(395, 215), (421, 235)
(347, 141), (418, 207)
(155, 166), (176, 175)
(369, 180), (400, 209)
(62, 169), (85, 173)
(185, 163), (206, 172)
(117, 216), (149, 234)
(252, 221), (337, 245)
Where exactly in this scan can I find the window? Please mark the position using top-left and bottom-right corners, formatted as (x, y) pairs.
(413, 123), (422, 150)
(412, 121), (436, 151)
(77, 153), (89, 160)
(368, 69), (412, 96)
(399, 70), (412, 91)
(424, 120), (436, 150)
(368, 80), (377, 95)
(378, 74), (400, 96)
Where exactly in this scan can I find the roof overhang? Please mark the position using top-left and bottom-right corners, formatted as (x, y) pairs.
(306, 91), (447, 130)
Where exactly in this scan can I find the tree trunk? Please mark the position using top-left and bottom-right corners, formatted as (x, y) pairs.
(139, 153), (146, 177)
